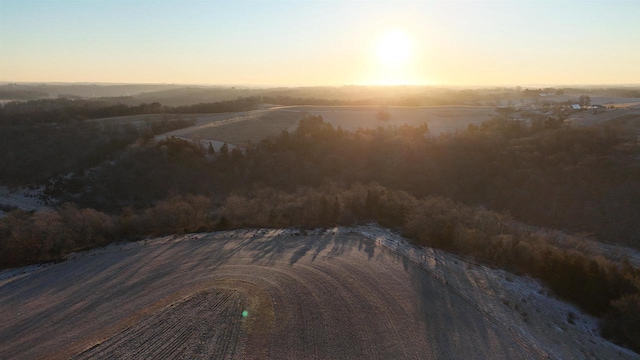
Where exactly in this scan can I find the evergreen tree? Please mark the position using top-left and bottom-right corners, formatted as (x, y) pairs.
(220, 142), (229, 157)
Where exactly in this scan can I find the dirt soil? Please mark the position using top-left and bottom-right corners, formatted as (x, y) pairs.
(0, 227), (637, 359)
(74, 289), (247, 359)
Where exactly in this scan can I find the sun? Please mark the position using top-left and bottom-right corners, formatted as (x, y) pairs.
(369, 29), (417, 85)
(376, 30), (412, 67)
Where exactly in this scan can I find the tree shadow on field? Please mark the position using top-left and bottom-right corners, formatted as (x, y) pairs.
(0, 228), (381, 359)
(220, 229), (366, 267)
(0, 230), (268, 356)
(327, 234), (355, 258)
(399, 247), (542, 359)
(289, 241), (315, 266)
(288, 233), (336, 266)
(248, 235), (299, 266)
(357, 237), (376, 260)
(182, 231), (261, 272)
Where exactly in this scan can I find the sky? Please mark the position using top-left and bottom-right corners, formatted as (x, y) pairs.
(1, 0), (639, 87)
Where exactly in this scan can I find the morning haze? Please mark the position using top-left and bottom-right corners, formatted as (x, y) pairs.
(2, 1), (640, 360)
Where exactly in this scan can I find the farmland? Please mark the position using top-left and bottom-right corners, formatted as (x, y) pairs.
(158, 109), (301, 147)
(1, 227), (636, 360)
(3, 0), (640, 355)
(2, 89), (640, 356)
(154, 105), (495, 146)
(567, 107), (640, 127)
(282, 105), (495, 134)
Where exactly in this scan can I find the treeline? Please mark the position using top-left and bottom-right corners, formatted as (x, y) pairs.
(258, 95), (489, 107)
(1, 183), (639, 351)
(170, 97), (260, 114)
(65, 137), (218, 210)
(259, 95), (426, 107)
(0, 195), (212, 267)
(561, 87), (640, 99)
(61, 115), (640, 247)
(0, 122), (138, 186)
(261, 95), (349, 106)
(0, 98), (159, 125)
(0, 204), (117, 265)
(0, 116), (195, 186)
(0, 89), (49, 101)
(0, 97), (261, 125)
(0, 93), (270, 185)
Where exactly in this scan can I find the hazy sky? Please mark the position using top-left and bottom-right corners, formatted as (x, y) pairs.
(1, 0), (639, 86)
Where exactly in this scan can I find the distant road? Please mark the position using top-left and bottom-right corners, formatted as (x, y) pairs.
(0, 230), (542, 360)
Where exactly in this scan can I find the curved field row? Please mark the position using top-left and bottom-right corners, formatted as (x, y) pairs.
(74, 290), (246, 359)
(0, 229), (569, 359)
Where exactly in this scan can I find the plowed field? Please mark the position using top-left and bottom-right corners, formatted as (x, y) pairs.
(1, 230), (549, 359)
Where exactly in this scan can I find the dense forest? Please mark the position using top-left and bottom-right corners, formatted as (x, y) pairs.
(42, 114), (639, 247)
(0, 97), (262, 185)
(1, 102), (640, 350)
(0, 97), (261, 124)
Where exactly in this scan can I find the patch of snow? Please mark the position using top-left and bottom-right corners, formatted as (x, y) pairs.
(2, 225), (637, 359)
(350, 224), (639, 360)
(0, 263), (52, 287)
(0, 185), (50, 213)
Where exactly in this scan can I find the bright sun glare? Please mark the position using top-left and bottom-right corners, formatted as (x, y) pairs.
(376, 30), (412, 67)
(372, 30), (416, 85)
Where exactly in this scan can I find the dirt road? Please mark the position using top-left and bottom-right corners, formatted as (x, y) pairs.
(1, 230), (545, 359)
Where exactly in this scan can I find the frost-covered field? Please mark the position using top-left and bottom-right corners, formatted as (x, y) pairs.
(355, 225), (637, 360)
(281, 105), (494, 135)
(1, 226), (636, 359)
(150, 105), (495, 146)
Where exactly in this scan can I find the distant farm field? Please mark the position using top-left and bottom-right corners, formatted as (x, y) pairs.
(153, 105), (495, 146)
(185, 110), (301, 144)
(567, 108), (640, 127)
(282, 105), (494, 135)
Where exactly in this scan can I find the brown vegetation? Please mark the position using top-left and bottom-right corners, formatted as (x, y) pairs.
(0, 204), (115, 266)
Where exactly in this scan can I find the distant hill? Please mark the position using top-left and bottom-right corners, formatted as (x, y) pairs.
(0, 83), (185, 100)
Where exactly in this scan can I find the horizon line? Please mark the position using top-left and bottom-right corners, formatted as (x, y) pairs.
(2, 81), (640, 89)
